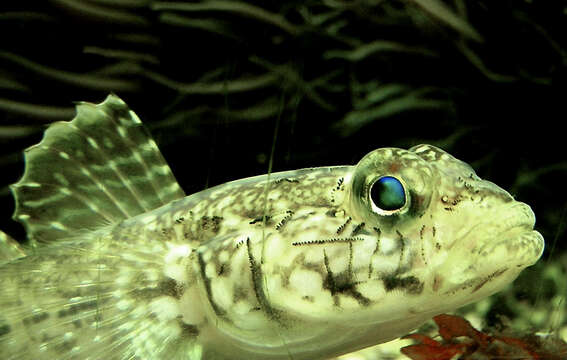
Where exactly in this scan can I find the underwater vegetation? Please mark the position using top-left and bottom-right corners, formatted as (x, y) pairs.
(402, 314), (567, 360)
(0, 0), (566, 359)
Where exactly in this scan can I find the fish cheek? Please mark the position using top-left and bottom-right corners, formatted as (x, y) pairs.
(406, 191), (430, 219)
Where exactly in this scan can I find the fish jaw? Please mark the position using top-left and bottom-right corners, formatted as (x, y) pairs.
(428, 200), (544, 305)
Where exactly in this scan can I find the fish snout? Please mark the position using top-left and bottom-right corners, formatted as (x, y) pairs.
(478, 202), (544, 267)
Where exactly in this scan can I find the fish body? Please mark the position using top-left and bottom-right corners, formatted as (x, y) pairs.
(0, 95), (544, 359)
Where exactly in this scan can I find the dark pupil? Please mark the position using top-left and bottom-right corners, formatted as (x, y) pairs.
(370, 176), (406, 211)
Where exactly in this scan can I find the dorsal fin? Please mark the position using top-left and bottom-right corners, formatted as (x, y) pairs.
(10, 94), (185, 245)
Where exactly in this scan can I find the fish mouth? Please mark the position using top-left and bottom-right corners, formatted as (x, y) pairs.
(480, 203), (544, 267)
(434, 202), (543, 298)
(499, 202), (536, 232)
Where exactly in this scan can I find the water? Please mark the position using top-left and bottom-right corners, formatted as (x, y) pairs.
(0, 1), (565, 358)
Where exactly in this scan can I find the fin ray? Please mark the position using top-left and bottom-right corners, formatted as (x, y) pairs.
(0, 231), (25, 264)
(11, 94), (185, 244)
(0, 238), (195, 360)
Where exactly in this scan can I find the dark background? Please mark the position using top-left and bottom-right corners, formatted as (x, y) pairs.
(0, 0), (566, 335)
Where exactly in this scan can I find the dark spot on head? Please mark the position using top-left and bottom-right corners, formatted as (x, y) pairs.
(275, 211), (293, 230)
(472, 268), (508, 293)
(324, 271), (349, 294)
(335, 177), (344, 191)
(200, 216), (224, 233)
(131, 277), (181, 300)
(388, 163), (400, 173)
(350, 222), (365, 236)
(217, 264), (225, 276)
(160, 277), (182, 298)
(179, 321), (199, 337)
(406, 191), (429, 218)
(347, 288), (371, 306)
(249, 215), (270, 224)
(233, 286), (250, 303)
(323, 271), (371, 306)
(432, 274), (443, 292)
(197, 252), (226, 318)
(383, 275), (424, 294)
(274, 177), (299, 185)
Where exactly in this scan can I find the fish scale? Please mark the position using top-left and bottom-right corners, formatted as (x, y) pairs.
(0, 95), (544, 359)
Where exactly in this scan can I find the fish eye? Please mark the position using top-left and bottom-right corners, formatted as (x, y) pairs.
(369, 176), (407, 214)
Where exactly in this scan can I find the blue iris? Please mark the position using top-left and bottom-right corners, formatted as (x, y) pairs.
(370, 176), (406, 211)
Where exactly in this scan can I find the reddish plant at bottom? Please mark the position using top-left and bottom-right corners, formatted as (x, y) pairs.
(401, 314), (567, 360)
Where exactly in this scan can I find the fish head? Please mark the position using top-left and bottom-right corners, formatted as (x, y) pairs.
(337, 144), (545, 322)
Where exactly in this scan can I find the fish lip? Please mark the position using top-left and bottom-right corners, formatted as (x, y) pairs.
(499, 223), (535, 236)
(476, 202), (543, 261)
(481, 227), (544, 267)
(487, 202), (537, 241)
(502, 202), (536, 230)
